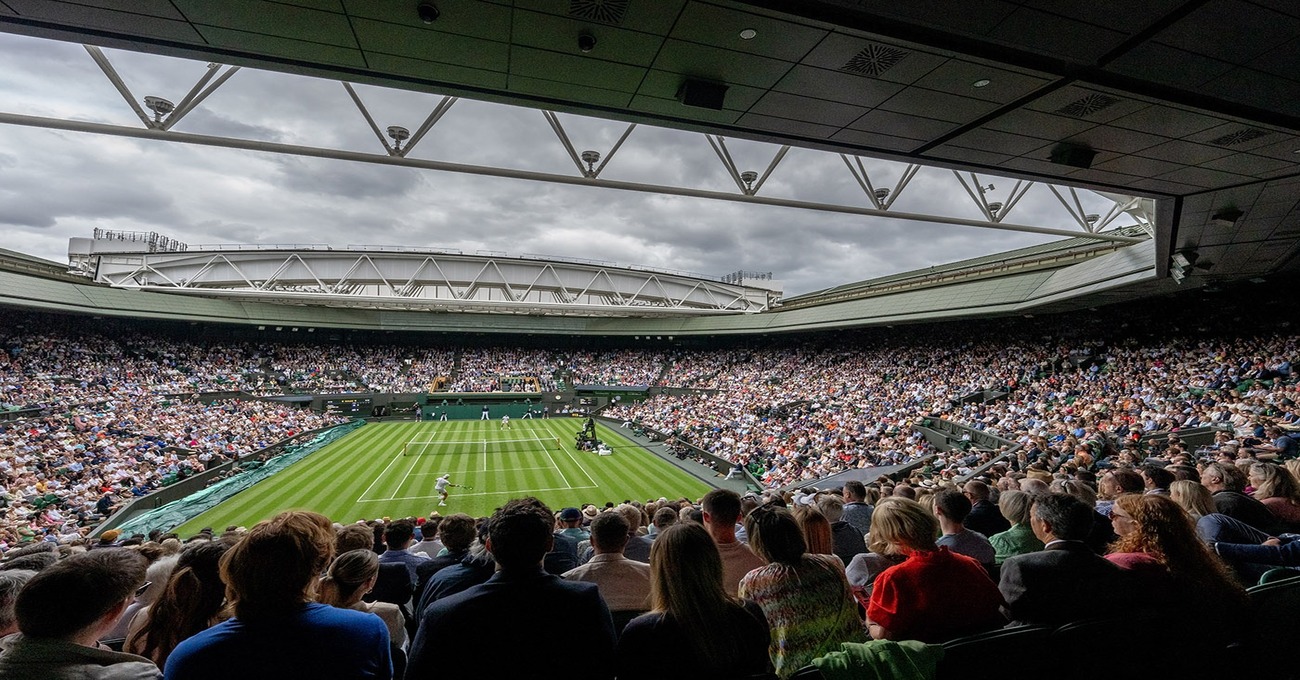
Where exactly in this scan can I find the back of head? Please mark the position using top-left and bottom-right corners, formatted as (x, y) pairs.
(1169, 480), (1215, 518)
(487, 497), (554, 571)
(933, 488), (972, 524)
(1031, 493), (1092, 542)
(963, 480), (991, 502)
(615, 504), (642, 533)
(1252, 463), (1300, 503)
(438, 514), (477, 553)
(793, 506), (833, 555)
(652, 506), (679, 531)
(870, 497), (939, 553)
(222, 511), (334, 621)
(997, 490), (1033, 526)
(0, 570), (35, 635)
(16, 549), (146, 639)
(1050, 479), (1097, 507)
(649, 523), (727, 614)
(384, 520), (415, 548)
(336, 523), (374, 554)
(744, 504), (806, 565)
(816, 495), (845, 523)
(844, 480), (867, 502)
(319, 549), (380, 607)
(701, 489), (742, 526)
(590, 512), (630, 553)
(131, 540), (230, 664)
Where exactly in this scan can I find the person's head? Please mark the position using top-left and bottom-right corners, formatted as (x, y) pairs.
(318, 549), (380, 607)
(383, 520), (415, 550)
(652, 506), (679, 531)
(221, 511), (334, 621)
(131, 540), (230, 665)
(792, 505), (834, 556)
(615, 504), (642, 534)
(1250, 463), (1300, 504)
(558, 507), (583, 528)
(816, 494), (845, 523)
(16, 549), (147, 641)
(1140, 464), (1174, 492)
(933, 488), (972, 526)
(0, 570), (35, 636)
(1169, 480), (1216, 518)
(1019, 478), (1049, 495)
(744, 504), (807, 565)
(869, 497), (939, 554)
(997, 490), (1034, 526)
(963, 480), (991, 503)
(1201, 461), (1246, 492)
(1049, 479), (1097, 507)
(647, 523), (749, 664)
(843, 480), (867, 503)
(487, 497), (555, 571)
(589, 512), (630, 555)
(335, 523), (374, 554)
(438, 513), (476, 553)
(701, 489), (742, 529)
(1102, 469), (1145, 497)
(1030, 493), (1093, 543)
(1108, 495), (1206, 566)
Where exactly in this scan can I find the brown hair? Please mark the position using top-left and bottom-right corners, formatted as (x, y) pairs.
(221, 511), (334, 622)
(649, 523), (751, 669)
(744, 505), (806, 565)
(317, 549), (379, 608)
(792, 506), (834, 556)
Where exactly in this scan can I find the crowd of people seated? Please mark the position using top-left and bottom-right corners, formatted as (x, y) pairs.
(0, 399), (345, 546)
(2, 452), (1297, 679)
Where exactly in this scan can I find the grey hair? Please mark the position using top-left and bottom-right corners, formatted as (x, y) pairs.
(0, 570), (36, 633)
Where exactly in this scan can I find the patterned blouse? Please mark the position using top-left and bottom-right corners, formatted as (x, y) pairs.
(737, 553), (866, 678)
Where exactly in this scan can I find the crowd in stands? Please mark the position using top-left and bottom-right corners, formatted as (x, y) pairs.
(0, 399), (345, 546)
(447, 347), (557, 393)
(2, 455), (1298, 679)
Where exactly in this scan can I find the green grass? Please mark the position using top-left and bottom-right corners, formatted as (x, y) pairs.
(176, 420), (712, 533)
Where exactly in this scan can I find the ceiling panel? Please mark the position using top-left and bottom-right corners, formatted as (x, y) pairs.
(651, 38), (793, 89)
(748, 90), (865, 127)
(353, 19), (508, 72)
(668, 2), (827, 62)
(875, 87), (1000, 124)
(772, 65), (904, 109)
(797, 32), (949, 86)
(5, 0), (202, 41)
(910, 59), (1052, 104)
(510, 9), (666, 67)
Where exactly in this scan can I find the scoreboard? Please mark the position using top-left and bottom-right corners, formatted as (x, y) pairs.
(323, 397), (372, 415)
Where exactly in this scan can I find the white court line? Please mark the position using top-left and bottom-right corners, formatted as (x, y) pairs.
(356, 427), (434, 503)
(358, 484), (598, 502)
(541, 423), (599, 488)
(534, 429), (575, 489)
(483, 440), (488, 472)
(411, 465), (555, 475)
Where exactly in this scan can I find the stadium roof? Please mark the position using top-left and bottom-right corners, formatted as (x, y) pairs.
(1, 1), (1298, 326)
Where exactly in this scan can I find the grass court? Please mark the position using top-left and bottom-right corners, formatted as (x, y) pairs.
(175, 419), (712, 533)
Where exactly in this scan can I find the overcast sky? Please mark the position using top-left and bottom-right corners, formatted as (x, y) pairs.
(0, 33), (1126, 296)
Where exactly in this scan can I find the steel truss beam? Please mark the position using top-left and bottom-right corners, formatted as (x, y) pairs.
(82, 248), (778, 314)
(0, 46), (1151, 247)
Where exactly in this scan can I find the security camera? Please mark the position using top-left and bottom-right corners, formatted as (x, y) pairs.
(417, 1), (439, 23)
(578, 32), (596, 53)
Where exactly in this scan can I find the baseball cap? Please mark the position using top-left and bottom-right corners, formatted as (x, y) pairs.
(559, 507), (582, 521)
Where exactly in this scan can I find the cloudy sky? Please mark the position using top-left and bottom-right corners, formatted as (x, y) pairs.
(0, 32), (1124, 296)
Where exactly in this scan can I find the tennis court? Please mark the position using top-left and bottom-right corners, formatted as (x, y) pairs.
(175, 419), (712, 533)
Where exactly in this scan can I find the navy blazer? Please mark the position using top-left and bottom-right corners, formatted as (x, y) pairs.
(408, 568), (616, 680)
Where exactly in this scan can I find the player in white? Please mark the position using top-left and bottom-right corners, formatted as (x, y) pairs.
(435, 474), (452, 507)
(501, 414), (510, 430)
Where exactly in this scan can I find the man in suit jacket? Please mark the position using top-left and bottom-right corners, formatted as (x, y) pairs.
(999, 493), (1132, 626)
(963, 480), (1011, 538)
(407, 497), (616, 680)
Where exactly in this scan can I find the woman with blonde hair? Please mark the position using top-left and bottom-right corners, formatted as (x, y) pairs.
(318, 549), (407, 650)
(792, 505), (837, 561)
(615, 523), (771, 679)
(1169, 480), (1216, 520)
(1249, 463), (1300, 529)
(1106, 494), (1246, 616)
(164, 511), (392, 679)
(866, 497), (1004, 643)
(740, 504), (863, 678)
(988, 490), (1043, 565)
(125, 542), (227, 667)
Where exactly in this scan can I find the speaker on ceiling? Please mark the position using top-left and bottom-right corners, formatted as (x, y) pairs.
(677, 79), (728, 110)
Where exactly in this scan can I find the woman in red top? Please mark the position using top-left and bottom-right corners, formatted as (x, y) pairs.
(866, 497), (1005, 642)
